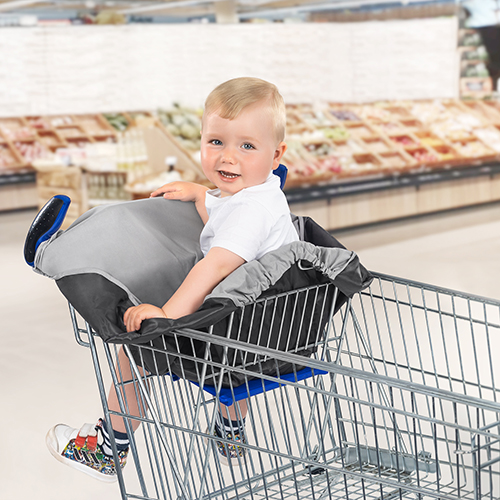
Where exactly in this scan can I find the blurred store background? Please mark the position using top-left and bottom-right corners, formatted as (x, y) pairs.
(2, 1), (500, 499)
(2, 0), (500, 233)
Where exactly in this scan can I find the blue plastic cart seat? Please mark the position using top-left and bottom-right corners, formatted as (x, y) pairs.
(273, 163), (288, 190)
(196, 366), (328, 407)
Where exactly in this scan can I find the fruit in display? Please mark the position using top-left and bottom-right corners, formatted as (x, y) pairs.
(50, 116), (73, 127)
(357, 104), (392, 122)
(408, 149), (438, 163)
(26, 117), (51, 130)
(103, 113), (129, 131)
(0, 125), (34, 140)
(322, 127), (350, 141)
(179, 123), (199, 140)
(453, 141), (493, 157)
(437, 153), (456, 161)
(380, 122), (405, 133)
(317, 156), (342, 173)
(390, 135), (418, 146)
(419, 136), (443, 147)
(296, 109), (336, 128)
(157, 105), (202, 151)
(330, 109), (361, 121)
(0, 144), (17, 168)
(474, 127), (500, 152)
(14, 141), (50, 162)
(304, 142), (335, 156)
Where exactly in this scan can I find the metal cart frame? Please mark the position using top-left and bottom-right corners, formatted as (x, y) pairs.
(71, 271), (500, 500)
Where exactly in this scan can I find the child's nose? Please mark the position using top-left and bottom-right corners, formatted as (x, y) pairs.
(221, 147), (236, 164)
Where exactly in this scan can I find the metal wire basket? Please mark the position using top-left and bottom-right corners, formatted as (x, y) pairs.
(70, 271), (500, 500)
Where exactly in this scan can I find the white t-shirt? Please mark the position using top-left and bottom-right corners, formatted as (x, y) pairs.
(200, 173), (299, 262)
(462, 1), (500, 28)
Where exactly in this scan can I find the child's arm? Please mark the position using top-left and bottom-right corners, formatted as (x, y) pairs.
(150, 181), (209, 223)
(123, 247), (245, 333)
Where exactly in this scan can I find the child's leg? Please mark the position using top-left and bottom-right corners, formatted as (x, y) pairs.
(212, 399), (249, 466)
(107, 345), (147, 434)
(45, 347), (137, 481)
(220, 398), (248, 423)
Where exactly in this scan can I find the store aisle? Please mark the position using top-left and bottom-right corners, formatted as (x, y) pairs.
(1, 203), (499, 500)
(336, 201), (500, 300)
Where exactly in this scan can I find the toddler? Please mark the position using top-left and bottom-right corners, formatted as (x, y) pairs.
(46, 76), (299, 479)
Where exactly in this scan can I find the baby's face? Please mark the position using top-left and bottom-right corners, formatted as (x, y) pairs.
(200, 102), (286, 197)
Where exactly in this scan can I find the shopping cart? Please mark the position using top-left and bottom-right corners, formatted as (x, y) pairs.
(70, 270), (500, 500)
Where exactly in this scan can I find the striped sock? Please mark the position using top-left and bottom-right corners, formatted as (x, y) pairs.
(215, 411), (246, 438)
(100, 419), (130, 457)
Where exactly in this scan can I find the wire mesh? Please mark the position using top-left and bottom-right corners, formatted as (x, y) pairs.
(71, 272), (500, 500)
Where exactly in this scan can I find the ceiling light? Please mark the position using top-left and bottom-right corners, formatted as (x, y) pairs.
(0, 0), (46, 12)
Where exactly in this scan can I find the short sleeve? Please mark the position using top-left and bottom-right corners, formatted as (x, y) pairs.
(209, 201), (274, 262)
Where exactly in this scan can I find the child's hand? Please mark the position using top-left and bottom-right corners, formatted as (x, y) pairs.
(150, 181), (207, 202)
(123, 304), (168, 333)
(150, 181), (210, 223)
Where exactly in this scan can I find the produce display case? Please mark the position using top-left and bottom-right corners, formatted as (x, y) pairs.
(281, 98), (500, 188)
(4, 98), (500, 227)
(0, 141), (23, 170)
(148, 98), (500, 230)
(30, 111), (206, 223)
(0, 113), (118, 174)
(275, 98), (500, 229)
(0, 112), (121, 211)
(4, 98), (498, 189)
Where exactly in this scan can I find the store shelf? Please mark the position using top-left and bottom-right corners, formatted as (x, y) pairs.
(288, 162), (500, 230)
(0, 169), (37, 211)
(0, 169), (35, 186)
(5, 97), (500, 227)
(285, 162), (500, 204)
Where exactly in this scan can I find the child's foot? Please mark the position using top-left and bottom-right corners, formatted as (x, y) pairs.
(46, 419), (127, 482)
(208, 427), (247, 467)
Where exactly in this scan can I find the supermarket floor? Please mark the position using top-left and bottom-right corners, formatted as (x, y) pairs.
(1, 202), (500, 500)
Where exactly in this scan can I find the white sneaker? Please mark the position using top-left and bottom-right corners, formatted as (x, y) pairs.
(46, 420), (127, 483)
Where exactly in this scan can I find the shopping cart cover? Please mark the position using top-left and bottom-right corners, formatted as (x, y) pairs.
(34, 197), (372, 383)
(34, 198), (204, 308)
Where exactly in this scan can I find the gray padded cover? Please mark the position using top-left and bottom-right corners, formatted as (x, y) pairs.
(33, 197), (373, 385)
(35, 198), (204, 307)
(34, 197), (372, 345)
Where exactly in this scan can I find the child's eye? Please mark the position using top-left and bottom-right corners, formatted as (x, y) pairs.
(242, 143), (255, 150)
(210, 139), (222, 146)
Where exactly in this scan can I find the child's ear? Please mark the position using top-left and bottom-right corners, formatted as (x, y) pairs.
(273, 142), (287, 168)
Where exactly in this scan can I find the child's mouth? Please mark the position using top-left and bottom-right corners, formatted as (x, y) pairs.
(218, 170), (240, 179)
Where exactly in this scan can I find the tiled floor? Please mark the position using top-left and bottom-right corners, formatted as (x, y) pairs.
(1, 202), (499, 500)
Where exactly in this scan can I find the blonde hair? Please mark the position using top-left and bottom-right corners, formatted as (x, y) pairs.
(204, 77), (286, 143)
